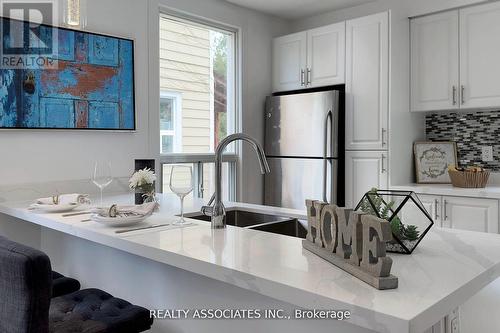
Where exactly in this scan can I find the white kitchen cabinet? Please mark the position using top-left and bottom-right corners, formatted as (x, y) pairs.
(306, 22), (345, 88)
(272, 23), (345, 92)
(272, 32), (307, 92)
(345, 151), (388, 208)
(345, 12), (389, 150)
(460, 2), (500, 108)
(406, 194), (499, 233)
(411, 2), (500, 111)
(410, 11), (459, 112)
(442, 196), (499, 233)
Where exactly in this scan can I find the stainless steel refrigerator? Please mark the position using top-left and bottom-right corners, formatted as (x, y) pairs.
(264, 90), (344, 210)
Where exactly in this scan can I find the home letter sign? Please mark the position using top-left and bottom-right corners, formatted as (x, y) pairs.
(303, 200), (398, 290)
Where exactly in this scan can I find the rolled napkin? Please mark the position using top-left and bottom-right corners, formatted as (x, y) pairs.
(91, 202), (158, 218)
(35, 194), (91, 205)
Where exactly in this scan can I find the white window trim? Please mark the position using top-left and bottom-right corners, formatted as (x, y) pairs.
(209, 32), (215, 153)
(160, 91), (183, 154)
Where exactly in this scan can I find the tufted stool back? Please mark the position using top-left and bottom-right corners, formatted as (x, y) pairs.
(0, 236), (52, 333)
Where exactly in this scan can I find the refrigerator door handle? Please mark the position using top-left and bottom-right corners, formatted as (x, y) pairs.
(323, 109), (333, 203)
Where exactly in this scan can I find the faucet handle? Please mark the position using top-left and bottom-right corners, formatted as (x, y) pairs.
(206, 192), (216, 206)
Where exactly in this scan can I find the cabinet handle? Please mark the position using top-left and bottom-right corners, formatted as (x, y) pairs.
(443, 199), (448, 221)
(461, 85), (465, 105)
(307, 68), (311, 85)
(452, 86), (457, 105)
(300, 69), (305, 86)
(381, 154), (387, 173)
(382, 128), (387, 146)
(434, 199), (439, 220)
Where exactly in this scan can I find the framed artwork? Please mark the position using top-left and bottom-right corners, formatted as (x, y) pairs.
(414, 141), (458, 184)
(0, 16), (135, 130)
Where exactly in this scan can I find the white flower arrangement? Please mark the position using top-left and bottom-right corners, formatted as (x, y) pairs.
(129, 168), (156, 190)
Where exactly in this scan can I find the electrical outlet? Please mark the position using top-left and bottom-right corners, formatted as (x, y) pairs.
(451, 317), (459, 333)
(445, 308), (460, 333)
(482, 146), (494, 162)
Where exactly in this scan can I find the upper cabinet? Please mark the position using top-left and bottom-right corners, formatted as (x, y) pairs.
(460, 2), (500, 108)
(411, 2), (500, 112)
(272, 22), (345, 92)
(410, 11), (459, 112)
(307, 23), (346, 88)
(345, 12), (389, 150)
(272, 32), (307, 92)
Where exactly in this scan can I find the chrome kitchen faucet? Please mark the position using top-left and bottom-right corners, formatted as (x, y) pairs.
(201, 133), (270, 229)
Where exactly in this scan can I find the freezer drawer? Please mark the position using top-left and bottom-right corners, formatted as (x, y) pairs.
(264, 157), (338, 210)
(265, 91), (340, 158)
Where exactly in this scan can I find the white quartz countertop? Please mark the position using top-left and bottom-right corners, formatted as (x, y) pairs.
(2, 193), (500, 333)
(391, 184), (500, 199)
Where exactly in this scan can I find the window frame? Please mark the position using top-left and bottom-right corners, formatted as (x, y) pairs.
(160, 91), (183, 154)
(157, 10), (241, 201)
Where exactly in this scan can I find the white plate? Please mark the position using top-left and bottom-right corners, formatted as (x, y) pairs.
(30, 203), (80, 213)
(90, 214), (149, 227)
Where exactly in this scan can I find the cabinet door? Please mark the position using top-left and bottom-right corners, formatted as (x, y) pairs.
(400, 194), (442, 226)
(272, 32), (307, 92)
(345, 151), (389, 208)
(442, 196), (499, 233)
(345, 12), (389, 150)
(410, 11), (459, 112)
(307, 22), (345, 87)
(460, 2), (500, 108)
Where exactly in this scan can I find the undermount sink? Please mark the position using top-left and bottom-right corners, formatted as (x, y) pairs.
(184, 208), (307, 239)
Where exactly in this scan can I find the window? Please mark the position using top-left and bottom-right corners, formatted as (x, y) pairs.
(159, 14), (235, 154)
(159, 13), (238, 199)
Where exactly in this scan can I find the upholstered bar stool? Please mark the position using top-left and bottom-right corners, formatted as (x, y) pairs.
(0, 236), (154, 333)
(51, 271), (81, 297)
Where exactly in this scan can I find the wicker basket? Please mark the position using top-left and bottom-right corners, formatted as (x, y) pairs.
(448, 170), (490, 188)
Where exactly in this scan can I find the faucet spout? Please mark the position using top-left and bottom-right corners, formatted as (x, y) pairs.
(202, 133), (270, 229)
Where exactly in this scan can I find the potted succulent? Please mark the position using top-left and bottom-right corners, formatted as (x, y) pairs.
(356, 188), (433, 254)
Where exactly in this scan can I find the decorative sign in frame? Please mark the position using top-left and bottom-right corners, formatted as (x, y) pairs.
(414, 141), (458, 184)
(303, 200), (398, 290)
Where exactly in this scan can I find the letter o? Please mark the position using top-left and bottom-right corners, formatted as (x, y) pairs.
(320, 204), (337, 252)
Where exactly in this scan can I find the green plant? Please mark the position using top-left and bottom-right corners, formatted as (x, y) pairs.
(357, 188), (420, 242)
(403, 225), (420, 241)
(390, 216), (404, 238)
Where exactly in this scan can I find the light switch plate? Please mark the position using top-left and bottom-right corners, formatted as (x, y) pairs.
(482, 146), (494, 162)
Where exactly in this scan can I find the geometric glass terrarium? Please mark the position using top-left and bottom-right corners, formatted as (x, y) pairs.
(355, 189), (434, 254)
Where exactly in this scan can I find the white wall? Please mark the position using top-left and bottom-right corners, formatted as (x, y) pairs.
(0, 0), (151, 187)
(0, 0), (290, 204)
(290, 0), (488, 186)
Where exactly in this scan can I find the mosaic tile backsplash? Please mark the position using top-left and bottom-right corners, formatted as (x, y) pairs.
(426, 110), (500, 171)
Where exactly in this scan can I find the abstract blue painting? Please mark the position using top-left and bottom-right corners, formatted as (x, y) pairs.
(0, 18), (135, 130)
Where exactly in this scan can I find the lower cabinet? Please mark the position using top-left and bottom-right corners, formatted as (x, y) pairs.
(345, 151), (388, 208)
(411, 194), (499, 234)
(442, 196), (499, 233)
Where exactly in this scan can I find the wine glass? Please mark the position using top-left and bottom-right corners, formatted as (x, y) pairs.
(169, 165), (194, 226)
(92, 162), (113, 207)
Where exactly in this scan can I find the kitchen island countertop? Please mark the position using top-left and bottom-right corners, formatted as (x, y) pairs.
(1, 193), (500, 333)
